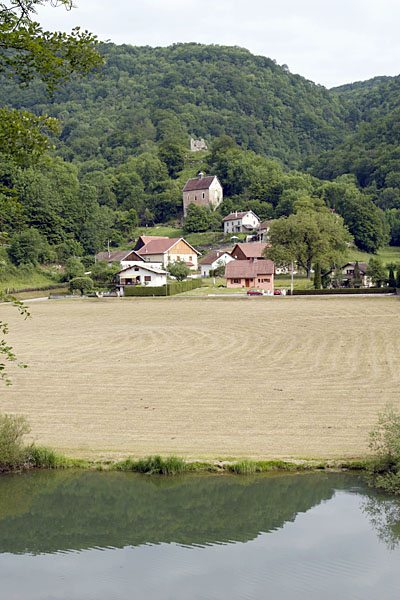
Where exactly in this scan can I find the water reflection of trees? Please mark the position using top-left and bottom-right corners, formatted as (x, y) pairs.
(0, 471), (355, 555)
(362, 495), (400, 551)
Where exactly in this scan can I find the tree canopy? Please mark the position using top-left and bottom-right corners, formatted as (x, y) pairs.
(264, 210), (352, 277)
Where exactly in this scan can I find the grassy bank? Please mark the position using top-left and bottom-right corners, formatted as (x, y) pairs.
(1, 447), (367, 475)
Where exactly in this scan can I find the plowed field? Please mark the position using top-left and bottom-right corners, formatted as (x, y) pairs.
(1, 296), (399, 460)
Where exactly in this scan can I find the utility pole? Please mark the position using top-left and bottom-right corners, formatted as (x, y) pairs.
(291, 260), (294, 295)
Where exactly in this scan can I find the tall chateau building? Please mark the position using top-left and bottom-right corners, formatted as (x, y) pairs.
(182, 172), (223, 217)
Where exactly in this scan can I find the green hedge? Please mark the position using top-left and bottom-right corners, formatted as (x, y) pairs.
(2, 283), (65, 294)
(288, 287), (396, 296)
(124, 279), (203, 297)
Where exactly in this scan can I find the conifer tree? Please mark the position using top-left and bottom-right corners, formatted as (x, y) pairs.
(313, 263), (321, 289)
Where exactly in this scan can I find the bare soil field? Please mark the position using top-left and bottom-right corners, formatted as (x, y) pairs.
(1, 296), (400, 461)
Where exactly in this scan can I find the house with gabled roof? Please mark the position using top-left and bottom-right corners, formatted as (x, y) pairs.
(137, 237), (201, 269)
(230, 242), (270, 262)
(95, 249), (145, 268)
(336, 262), (372, 288)
(222, 210), (260, 234)
(133, 236), (169, 251)
(199, 249), (235, 277)
(253, 219), (274, 242)
(183, 172), (223, 216)
(225, 260), (275, 293)
(116, 263), (167, 295)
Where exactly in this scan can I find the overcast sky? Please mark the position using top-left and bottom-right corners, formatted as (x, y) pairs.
(36, 0), (400, 88)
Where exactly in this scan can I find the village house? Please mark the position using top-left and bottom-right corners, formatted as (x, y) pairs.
(225, 260), (275, 293)
(336, 262), (373, 288)
(182, 173), (223, 217)
(116, 264), (167, 296)
(95, 249), (146, 268)
(230, 242), (270, 262)
(252, 219), (274, 242)
(199, 250), (235, 277)
(222, 211), (260, 234)
(133, 236), (169, 251)
(137, 237), (201, 269)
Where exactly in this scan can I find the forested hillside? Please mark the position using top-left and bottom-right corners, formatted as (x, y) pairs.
(0, 43), (353, 168)
(0, 42), (399, 280)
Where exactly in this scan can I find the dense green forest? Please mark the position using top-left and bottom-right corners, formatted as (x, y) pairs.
(0, 42), (399, 280)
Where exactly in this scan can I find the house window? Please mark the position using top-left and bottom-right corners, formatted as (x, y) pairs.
(189, 256), (192, 261)
(144, 276), (151, 282)
(202, 193), (205, 199)
(233, 279), (239, 283)
(134, 267), (139, 271)
(195, 195), (197, 201)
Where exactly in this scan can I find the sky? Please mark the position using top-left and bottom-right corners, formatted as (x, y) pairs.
(36, 0), (400, 88)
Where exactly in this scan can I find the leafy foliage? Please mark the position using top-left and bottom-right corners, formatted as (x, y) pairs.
(68, 276), (93, 295)
(167, 260), (191, 281)
(367, 405), (400, 495)
(265, 211), (352, 277)
(0, 412), (30, 470)
(0, 292), (29, 385)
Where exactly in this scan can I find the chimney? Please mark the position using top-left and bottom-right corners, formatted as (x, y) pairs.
(198, 171), (204, 179)
(235, 211), (237, 217)
(107, 239), (111, 259)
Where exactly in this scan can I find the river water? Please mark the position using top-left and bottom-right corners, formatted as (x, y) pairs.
(0, 470), (400, 599)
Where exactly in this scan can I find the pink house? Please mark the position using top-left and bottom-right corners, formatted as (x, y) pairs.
(225, 260), (275, 293)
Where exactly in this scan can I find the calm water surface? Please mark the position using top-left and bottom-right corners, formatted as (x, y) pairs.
(0, 470), (400, 600)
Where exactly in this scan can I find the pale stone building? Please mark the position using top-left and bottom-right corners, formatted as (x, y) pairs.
(190, 138), (207, 151)
(182, 173), (223, 217)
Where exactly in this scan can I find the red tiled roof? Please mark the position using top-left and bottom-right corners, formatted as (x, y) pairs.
(257, 219), (274, 230)
(138, 237), (201, 256)
(95, 249), (143, 263)
(225, 260), (275, 278)
(138, 238), (181, 255)
(133, 235), (169, 251)
(222, 211), (252, 222)
(199, 250), (232, 265)
(183, 175), (216, 192)
(230, 243), (270, 259)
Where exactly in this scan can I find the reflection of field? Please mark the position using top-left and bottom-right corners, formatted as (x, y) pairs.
(2, 296), (400, 460)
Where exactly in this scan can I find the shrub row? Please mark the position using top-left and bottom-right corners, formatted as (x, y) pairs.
(287, 287), (396, 296)
(124, 279), (203, 297)
(2, 283), (66, 294)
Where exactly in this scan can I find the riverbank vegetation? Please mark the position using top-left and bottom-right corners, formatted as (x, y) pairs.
(366, 405), (400, 495)
(0, 413), (365, 475)
(0, 410), (386, 482)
